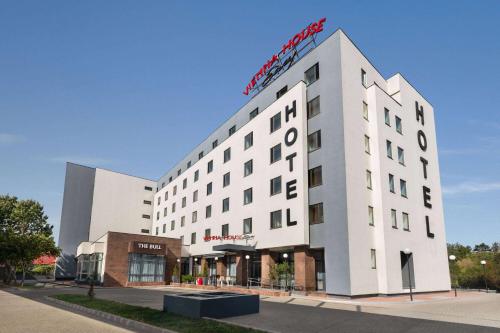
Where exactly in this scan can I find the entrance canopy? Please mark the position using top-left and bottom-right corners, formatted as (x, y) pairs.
(212, 244), (256, 253)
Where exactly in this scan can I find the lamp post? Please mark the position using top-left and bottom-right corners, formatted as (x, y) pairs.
(403, 248), (413, 301)
(448, 255), (457, 297)
(283, 253), (289, 291)
(176, 258), (181, 284)
(480, 260), (488, 292)
(245, 254), (250, 289)
(214, 256), (218, 288)
(194, 257), (198, 282)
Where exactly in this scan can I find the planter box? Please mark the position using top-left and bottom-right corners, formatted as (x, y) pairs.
(163, 292), (259, 318)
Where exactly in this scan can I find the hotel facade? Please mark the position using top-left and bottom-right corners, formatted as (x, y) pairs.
(56, 26), (451, 296)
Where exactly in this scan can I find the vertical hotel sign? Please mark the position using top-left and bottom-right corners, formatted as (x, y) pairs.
(243, 18), (326, 96)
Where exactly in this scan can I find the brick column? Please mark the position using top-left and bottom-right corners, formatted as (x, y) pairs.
(236, 253), (249, 286)
(294, 246), (316, 291)
(216, 259), (226, 277)
(261, 249), (276, 287)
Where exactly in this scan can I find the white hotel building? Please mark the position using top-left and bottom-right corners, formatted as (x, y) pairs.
(56, 27), (451, 296)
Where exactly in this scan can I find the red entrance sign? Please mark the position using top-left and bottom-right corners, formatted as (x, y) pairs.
(203, 234), (255, 242)
(243, 18), (326, 96)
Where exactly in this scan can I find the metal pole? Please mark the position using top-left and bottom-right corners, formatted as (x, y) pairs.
(483, 265), (488, 291)
(246, 259), (249, 289)
(407, 254), (413, 301)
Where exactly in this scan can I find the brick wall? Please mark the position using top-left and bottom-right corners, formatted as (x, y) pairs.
(103, 232), (181, 287)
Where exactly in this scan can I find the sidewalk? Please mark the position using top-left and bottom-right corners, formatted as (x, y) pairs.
(0, 290), (132, 333)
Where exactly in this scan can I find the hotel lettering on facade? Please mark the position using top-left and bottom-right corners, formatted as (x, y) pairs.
(56, 23), (451, 296)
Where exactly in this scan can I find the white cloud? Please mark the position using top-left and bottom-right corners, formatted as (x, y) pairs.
(442, 181), (500, 195)
(0, 133), (25, 145)
(50, 156), (114, 166)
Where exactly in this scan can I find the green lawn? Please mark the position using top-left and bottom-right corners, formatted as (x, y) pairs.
(51, 294), (263, 333)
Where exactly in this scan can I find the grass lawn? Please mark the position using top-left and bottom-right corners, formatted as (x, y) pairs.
(51, 294), (263, 333)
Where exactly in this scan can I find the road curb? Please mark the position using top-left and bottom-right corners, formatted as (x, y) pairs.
(44, 296), (177, 333)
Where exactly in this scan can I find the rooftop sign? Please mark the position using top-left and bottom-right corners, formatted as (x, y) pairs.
(243, 18), (326, 96)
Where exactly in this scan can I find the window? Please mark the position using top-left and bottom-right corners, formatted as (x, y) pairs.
(170, 220), (175, 231)
(191, 232), (196, 245)
(157, 197), (160, 205)
(308, 166), (323, 188)
(144, 200), (152, 205)
(402, 212), (410, 231)
(207, 160), (213, 173)
(222, 224), (229, 237)
(391, 209), (397, 228)
(270, 210), (282, 229)
(229, 125), (236, 136)
(181, 216), (185, 227)
(141, 229), (149, 234)
(309, 203), (324, 225)
(243, 218), (252, 234)
(169, 176), (172, 183)
(205, 205), (212, 218)
(398, 147), (405, 165)
(173, 185), (177, 195)
(172, 202), (176, 213)
(193, 190), (198, 203)
(224, 148), (231, 163)
(276, 85), (288, 99)
(249, 108), (259, 120)
(212, 140), (218, 149)
(163, 207), (167, 217)
(142, 214), (150, 219)
(366, 170), (372, 189)
(363, 102), (369, 120)
(304, 63), (319, 85)
(204, 229), (211, 242)
(182, 178), (187, 189)
(270, 112), (281, 133)
(308, 130), (321, 152)
(156, 212), (159, 220)
(163, 223), (167, 233)
(192, 211), (197, 223)
(127, 253), (165, 283)
(361, 69), (367, 86)
(395, 116), (402, 134)
(177, 169), (181, 176)
(144, 186), (153, 191)
(365, 135), (370, 154)
(389, 174), (395, 193)
(206, 182), (212, 195)
(386, 140), (393, 159)
(223, 172), (230, 187)
(368, 206), (374, 226)
(270, 176), (282, 196)
(371, 249), (376, 269)
(155, 227), (158, 235)
(305, 95), (321, 119)
(187, 161), (191, 168)
(400, 179), (407, 198)
(194, 170), (199, 182)
(222, 198), (229, 212)
(244, 159), (253, 177)
(244, 188), (253, 205)
(270, 143), (281, 164)
(181, 196), (186, 208)
(164, 191), (168, 201)
(180, 235), (184, 244)
(244, 132), (253, 150)
(161, 182), (165, 189)
(384, 108), (390, 126)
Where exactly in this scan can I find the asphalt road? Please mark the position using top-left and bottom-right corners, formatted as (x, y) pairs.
(6, 285), (500, 333)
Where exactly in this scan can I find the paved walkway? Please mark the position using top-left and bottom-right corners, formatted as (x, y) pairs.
(0, 289), (132, 333)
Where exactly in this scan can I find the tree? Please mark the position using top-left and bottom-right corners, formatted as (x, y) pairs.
(474, 243), (491, 252)
(491, 242), (500, 253)
(0, 195), (60, 286)
(447, 242), (472, 260)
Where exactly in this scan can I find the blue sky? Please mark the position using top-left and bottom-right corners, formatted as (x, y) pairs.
(1, 1), (499, 247)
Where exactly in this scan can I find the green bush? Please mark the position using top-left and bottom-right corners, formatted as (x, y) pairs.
(181, 274), (194, 283)
(32, 264), (54, 276)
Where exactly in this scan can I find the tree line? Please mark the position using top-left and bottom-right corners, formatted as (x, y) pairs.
(448, 242), (499, 291)
(0, 195), (60, 286)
